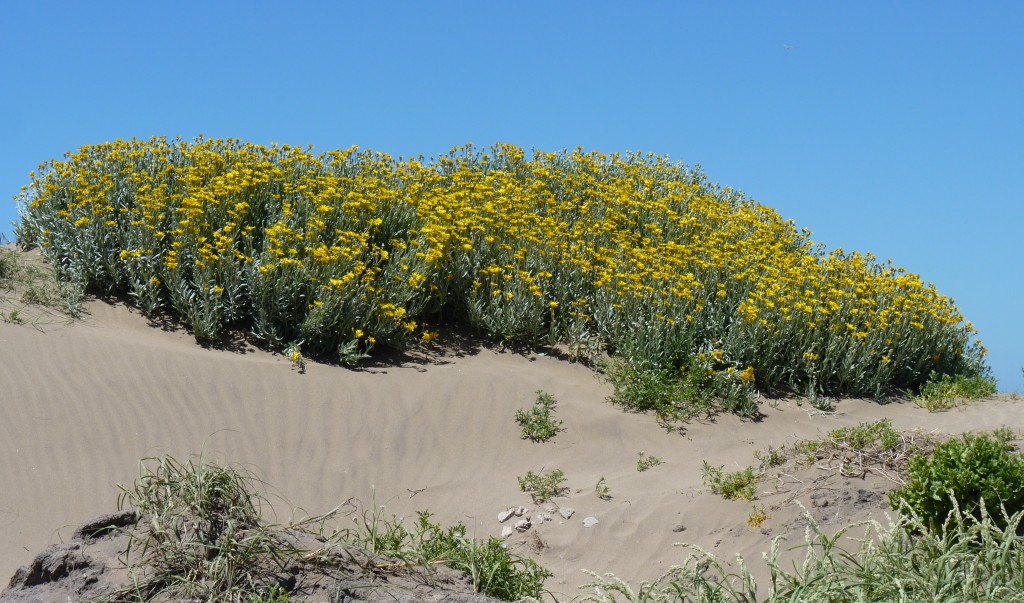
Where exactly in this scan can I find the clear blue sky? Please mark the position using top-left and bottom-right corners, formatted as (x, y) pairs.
(2, 2), (1021, 391)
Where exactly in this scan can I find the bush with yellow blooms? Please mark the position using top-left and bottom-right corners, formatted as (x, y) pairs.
(14, 137), (989, 416)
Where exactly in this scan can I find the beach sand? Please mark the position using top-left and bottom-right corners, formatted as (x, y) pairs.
(2, 264), (1021, 598)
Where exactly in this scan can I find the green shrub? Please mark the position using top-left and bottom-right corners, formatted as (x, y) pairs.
(889, 431), (1024, 533)
(514, 390), (563, 442)
(518, 469), (568, 502)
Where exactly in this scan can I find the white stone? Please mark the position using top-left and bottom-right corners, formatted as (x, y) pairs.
(559, 507), (575, 520)
(501, 525), (513, 538)
(515, 518), (531, 532)
(498, 508), (515, 523)
(514, 505), (528, 517)
(582, 516), (599, 528)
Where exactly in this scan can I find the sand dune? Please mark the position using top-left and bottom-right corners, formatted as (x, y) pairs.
(2, 285), (1022, 598)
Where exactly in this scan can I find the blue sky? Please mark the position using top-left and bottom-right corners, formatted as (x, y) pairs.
(1, 2), (1021, 391)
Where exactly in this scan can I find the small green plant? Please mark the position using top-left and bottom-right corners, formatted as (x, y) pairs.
(701, 461), (758, 501)
(284, 342), (306, 373)
(518, 469), (568, 502)
(746, 505), (768, 528)
(636, 451), (663, 472)
(595, 476), (611, 500)
(754, 446), (786, 470)
(249, 584), (292, 603)
(914, 371), (998, 411)
(889, 431), (1024, 533)
(514, 390), (563, 442)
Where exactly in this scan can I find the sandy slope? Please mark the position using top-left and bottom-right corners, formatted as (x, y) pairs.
(1, 282), (1022, 598)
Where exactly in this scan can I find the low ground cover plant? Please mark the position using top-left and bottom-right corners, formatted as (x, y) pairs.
(14, 137), (990, 418)
(636, 451), (664, 472)
(518, 469), (568, 502)
(515, 390), (563, 442)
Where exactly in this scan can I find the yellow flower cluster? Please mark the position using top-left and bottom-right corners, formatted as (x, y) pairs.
(15, 137), (986, 393)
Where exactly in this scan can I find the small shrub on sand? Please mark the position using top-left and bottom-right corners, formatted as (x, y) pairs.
(514, 390), (563, 442)
(701, 462), (758, 501)
(636, 451), (664, 472)
(518, 469), (568, 502)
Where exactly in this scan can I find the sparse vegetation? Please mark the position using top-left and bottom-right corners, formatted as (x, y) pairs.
(746, 505), (768, 529)
(595, 476), (612, 500)
(515, 390), (563, 442)
(107, 455), (550, 602)
(517, 469), (568, 503)
(636, 451), (664, 472)
(579, 506), (1024, 602)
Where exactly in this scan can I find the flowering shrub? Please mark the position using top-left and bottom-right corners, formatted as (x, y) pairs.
(14, 137), (987, 405)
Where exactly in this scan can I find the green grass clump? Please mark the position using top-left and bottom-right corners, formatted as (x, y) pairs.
(914, 371), (998, 411)
(514, 390), (563, 442)
(518, 469), (568, 503)
(113, 456), (290, 602)
(701, 462), (759, 501)
(889, 430), (1024, 534)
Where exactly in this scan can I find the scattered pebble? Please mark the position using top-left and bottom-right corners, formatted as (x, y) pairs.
(671, 523), (687, 533)
(515, 518), (531, 532)
(501, 526), (513, 538)
(582, 516), (599, 528)
(514, 505), (528, 517)
(536, 513), (552, 523)
(559, 507), (575, 520)
(498, 508), (515, 523)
